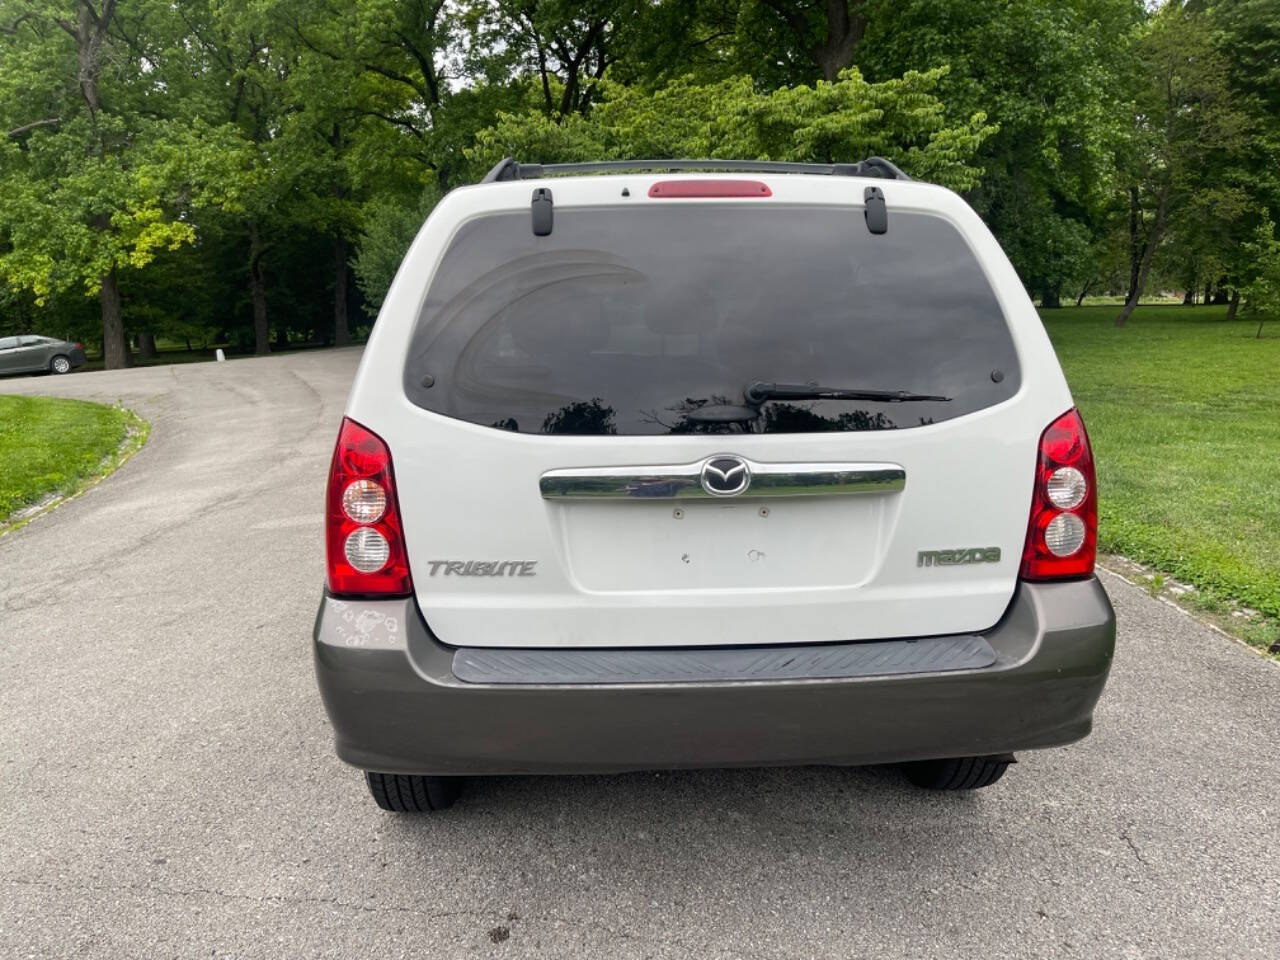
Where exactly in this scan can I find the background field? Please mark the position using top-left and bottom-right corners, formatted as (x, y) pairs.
(1043, 305), (1278, 644)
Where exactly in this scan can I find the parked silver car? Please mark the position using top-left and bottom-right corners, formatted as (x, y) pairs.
(0, 335), (87, 375)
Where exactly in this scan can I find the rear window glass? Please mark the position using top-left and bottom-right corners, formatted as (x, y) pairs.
(403, 204), (1019, 435)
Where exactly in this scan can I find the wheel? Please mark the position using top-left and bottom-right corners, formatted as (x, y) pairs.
(901, 754), (1014, 790)
(364, 771), (464, 812)
(50, 355), (72, 374)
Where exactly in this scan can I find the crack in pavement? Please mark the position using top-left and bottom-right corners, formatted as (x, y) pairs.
(1, 874), (756, 956)
(1119, 830), (1150, 867)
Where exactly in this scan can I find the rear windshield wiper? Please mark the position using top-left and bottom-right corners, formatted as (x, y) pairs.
(682, 381), (951, 426)
(745, 381), (951, 404)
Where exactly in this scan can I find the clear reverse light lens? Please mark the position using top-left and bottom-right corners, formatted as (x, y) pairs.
(1044, 512), (1086, 557)
(1046, 466), (1087, 510)
(344, 527), (390, 573)
(342, 479), (386, 523)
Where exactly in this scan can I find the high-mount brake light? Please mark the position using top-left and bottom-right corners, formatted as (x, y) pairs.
(1020, 408), (1097, 580)
(648, 180), (772, 198)
(325, 417), (412, 597)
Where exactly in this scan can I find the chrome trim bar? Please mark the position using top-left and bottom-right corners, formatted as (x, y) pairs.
(539, 459), (906, 501)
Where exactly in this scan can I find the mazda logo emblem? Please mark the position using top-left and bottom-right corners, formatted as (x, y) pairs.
(701, 455), (750, 496)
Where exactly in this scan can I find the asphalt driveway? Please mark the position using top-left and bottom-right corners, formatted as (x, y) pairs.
(2, 351), (1277, 959)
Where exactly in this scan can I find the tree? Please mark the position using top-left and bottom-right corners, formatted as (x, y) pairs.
(471, 67), (996, 192)
(471, 1), (639, 118)
(2, 0), (1275, 354)
(281, 0), (465, 189)
(758, 1), (868, 82)
(656, 1), (872, 87)
(162, 0), (296, 355)
(856, 0), (1143, 308)
(1239, 213), (1280, 338)
(352, 186), (440, 316)
(1113, 2), (1250, 326)
(1205, 0), (1280, 316)
(0, 1), (205, 368)
(168, 0), (363, 354)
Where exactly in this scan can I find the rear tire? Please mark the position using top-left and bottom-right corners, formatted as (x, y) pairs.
(364, 771), (464, 812)
(901, 754), (1014, 790)
(50, 355), (72, 374)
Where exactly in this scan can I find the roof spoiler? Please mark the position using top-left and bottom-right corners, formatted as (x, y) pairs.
(479, 157), (911, 184)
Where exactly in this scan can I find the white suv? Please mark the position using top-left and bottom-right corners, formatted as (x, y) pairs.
(314, 158), (1115, 812)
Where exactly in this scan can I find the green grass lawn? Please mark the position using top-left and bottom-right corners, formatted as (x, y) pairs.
(1041, 304), (1278, 645)
(0, 395), (147, 523)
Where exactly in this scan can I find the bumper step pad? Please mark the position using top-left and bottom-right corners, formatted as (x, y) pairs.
(452, 634), (997, 685)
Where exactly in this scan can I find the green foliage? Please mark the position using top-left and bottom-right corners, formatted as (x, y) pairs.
(472, 68), (996, 191)
(0, 2), (204, 304)
(0, 119), (203, 302)
(1239, 214), (1280, 335)
(352, 186), (442, 315)
(1112, 2), (1253, 321)
(858, 0), (1144, 303)
(0, 0), (1276, 358)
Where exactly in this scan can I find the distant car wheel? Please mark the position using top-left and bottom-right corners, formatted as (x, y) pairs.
(901, 754), (1014, 790)
(50, 355), (72, 374)
(364, 771), (464, 812)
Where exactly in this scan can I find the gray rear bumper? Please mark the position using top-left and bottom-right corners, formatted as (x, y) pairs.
(313, 578), (1114, 775)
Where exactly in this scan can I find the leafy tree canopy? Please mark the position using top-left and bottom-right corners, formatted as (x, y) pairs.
(471, 67), (996, 191)
(1, 0), (1277, 364)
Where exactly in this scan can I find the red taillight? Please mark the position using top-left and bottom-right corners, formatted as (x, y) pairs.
(648, 180), (772, 198)
(75, 342), (83, 350)
(325, 417), (413, 597)
(1020, 408), (1098, 580)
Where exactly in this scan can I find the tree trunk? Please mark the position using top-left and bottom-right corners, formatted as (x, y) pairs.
(1116, 186), (1171, 328)
(75, 3), (124, 370)
(1041, 286), (1061, 309)
(1203, 281), (1213, 305)
(248, 222), (270, 355)
(1182, 288), (1194, 305)
(74, 1), (116, 125)
(1126, 186), (1142, 303)
(813, 1), (867, 81)
(99, 268), (131, 369)
(274, 325), (289, 350)
(1075, 278), (1094, 307)
(764, 0), (865, 81)
(334, 235), (351, 346)
(1226, 289), (1240, 320)
(138, 332), (157, 359)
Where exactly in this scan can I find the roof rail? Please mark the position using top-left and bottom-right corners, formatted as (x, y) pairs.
(479, 157), (911, 183)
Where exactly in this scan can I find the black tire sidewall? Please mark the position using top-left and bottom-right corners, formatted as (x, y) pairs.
(365, 771), (464, 812)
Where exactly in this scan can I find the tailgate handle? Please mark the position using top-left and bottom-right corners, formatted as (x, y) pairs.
(540, 459), (905, 500)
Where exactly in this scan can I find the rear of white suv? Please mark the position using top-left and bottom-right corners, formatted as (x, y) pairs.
(314, 159), (1114, 811)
